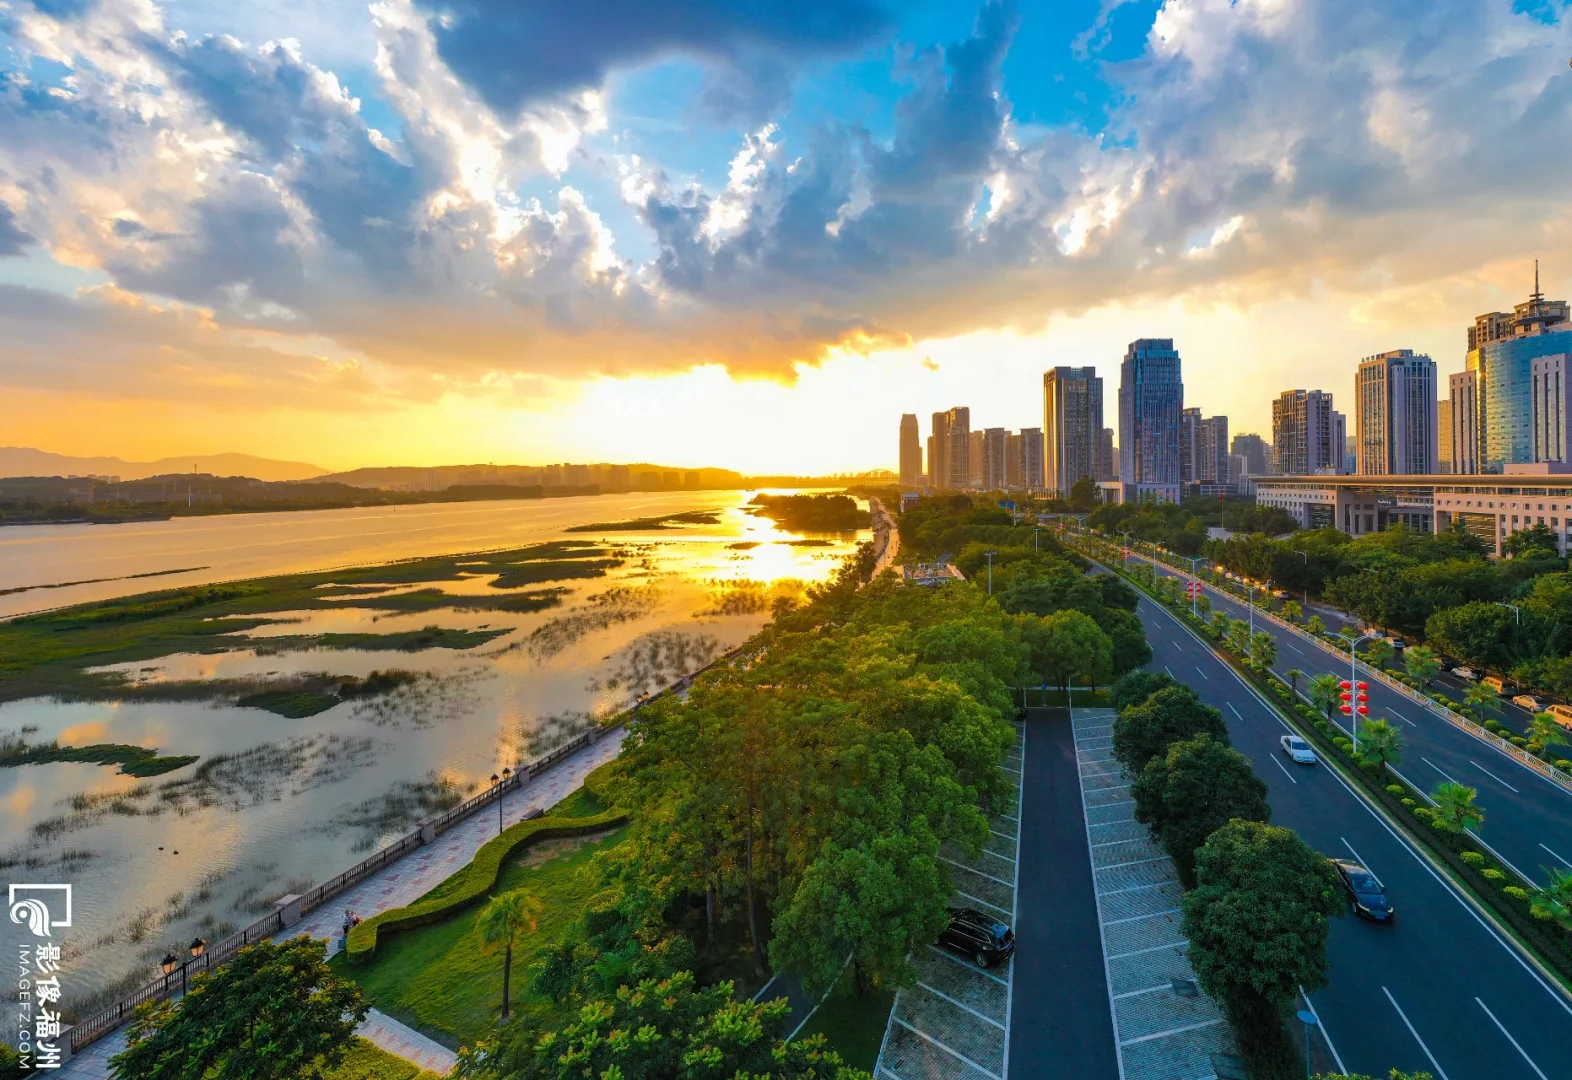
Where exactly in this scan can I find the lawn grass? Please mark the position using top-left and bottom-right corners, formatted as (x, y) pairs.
(335, 796), (629, 1048)
(792, 963), (894, 1070)
(323, 1037), (443, 1080)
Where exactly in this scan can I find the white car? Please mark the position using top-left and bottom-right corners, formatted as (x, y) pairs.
(1451, 667), (1477, 681)
(1279, 735), (1318, 764)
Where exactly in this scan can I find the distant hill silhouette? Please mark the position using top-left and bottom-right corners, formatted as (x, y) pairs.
(0, 448), (328, 482)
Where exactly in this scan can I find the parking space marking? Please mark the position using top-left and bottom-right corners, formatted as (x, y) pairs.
(889, 1017), (1003, 1080)
(1475, 997), (1548, 1080)
(1103, 907), (1182, 926)
(927, 944), (1010, 986)
(1119, 1019), (1224, 1046)
(1383, 987), (1451, 1080)
(1469, 759), (1521, 794)
(938, 855), (1014, 887)
(917, 981), (1007, 1030)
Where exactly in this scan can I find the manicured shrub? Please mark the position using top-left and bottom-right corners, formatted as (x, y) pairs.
(1385, 784), (1405, 797)
(1512, 736), (1529, 749)
(1556, 760), (1572, 772)
(1481, 868), (1506, 882)
(1401, 798), (1417, 808)
(1459, 851), (1485, 866)
(1505, 886), (1532, 902)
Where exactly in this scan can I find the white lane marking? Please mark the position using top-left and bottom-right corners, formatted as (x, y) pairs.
(889, 1017), (1004, 1080)
(927, 945), (1010, 986)
(751, 973), (779, 1003)
(1119, 1018), (1224, 1046)
(1269, 754), (1299, 785)
(1390, 710), (1419, 727)
(1540, 843), (1572, 870)
(1113, 561), (1572, 1017)
(1340, 838), (1382, 887)
(1227, 703), (1245, 721)
(1298, 987), (1347, 1076)
(917, 980), (1006, 1030)
(1475, 997), (1549, 1079)
(1382, 986), (1451, 1080)
(1194, 666), (1209, 680)
(1164, 665), (1175, 677)
(1422, 757), (1460, 784)
(1469, 759), (1521, 794)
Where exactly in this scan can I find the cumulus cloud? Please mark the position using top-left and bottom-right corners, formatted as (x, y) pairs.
(2, 0), (1572, 411)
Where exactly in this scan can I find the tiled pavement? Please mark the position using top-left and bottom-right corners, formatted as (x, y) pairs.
(56, 730), (627, 1078)
(1073, 709), (1236, 1080)
(875, 722), (1022, 1080)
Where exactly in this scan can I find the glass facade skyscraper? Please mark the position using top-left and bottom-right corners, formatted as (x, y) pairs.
(1043, 366), (1104, 497)
(1119, 339), (1183, 485)
(1466, 284), (1572, 472)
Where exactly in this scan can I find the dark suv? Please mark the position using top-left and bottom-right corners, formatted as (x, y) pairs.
(938, 906), (1015, 968)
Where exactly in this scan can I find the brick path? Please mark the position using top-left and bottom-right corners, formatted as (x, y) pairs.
(875, 722), (1021, 1080)
(55, 730), (627, 1078)
(1073, 709), (1236, 1080)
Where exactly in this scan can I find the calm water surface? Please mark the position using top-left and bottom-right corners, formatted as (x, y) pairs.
(0, 491), (863, 1006)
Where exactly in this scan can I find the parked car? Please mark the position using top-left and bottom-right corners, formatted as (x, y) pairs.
(1513, 694), (1544, 711)
(1547, 704), (1572, 731)
(1332, 860), (1394, 921)
(1279, 734), (1317, 764)
(938, 907), (1015, 968)
(1483, 676), (1508, 695)
(1386, 635), (1407, 650)
(1451, 667), (1477, 681)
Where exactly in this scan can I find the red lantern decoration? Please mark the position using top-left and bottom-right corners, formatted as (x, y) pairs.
(1357, 693), (1368, 703)
(1357, 706), (1370, 715)
(1340, 705), (1352, 714)
(1357, 681), (1369, 691)
(1340, 692), (1351, 701)
(1339, 680), (1352, 690)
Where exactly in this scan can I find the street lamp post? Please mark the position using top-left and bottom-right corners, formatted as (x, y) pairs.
(491, 766), (512, 836)
(1291, 550), (1309, 612)
(1180, 555), (1205, 616)
(985, 551), (997, 595)
(1296, 1009), (1318, 1078)
(1496, 601), (1522, 625)
(1246, 583), (1257, 635)
(1343, 634), (1379, 751)
(1033, 527), (1042, 552)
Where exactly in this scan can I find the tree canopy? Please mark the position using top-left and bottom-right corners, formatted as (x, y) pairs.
(1112, 685), (1230, 776)
(1132, 734), (1271, 887)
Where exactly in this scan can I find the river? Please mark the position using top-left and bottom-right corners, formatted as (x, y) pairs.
(0, 490), (864, 1008)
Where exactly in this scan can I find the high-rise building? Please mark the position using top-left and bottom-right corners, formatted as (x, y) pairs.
(1119, 339), (1184, 486)
(1437, 403), (1454, 474)
(899, 414), (922, 487)
(1271, 391), (1344, 475)
(1099, 428), (1117, 481)
(1532, 355), (1572, 464)
(1042, 367), (1104, 497)
(1005, 432), (1023, 488)
(1019, 428), (1045, 490)
(1198, 415), (1229, 483)
(1231, 434), (1270, 476)
(968, 430), (986, 487)
(947, 407), (971, 488)
(1179, 407), (1202, 485)
(1449, 370), (1480, 474)
(1467, 269), (1572, 471)
(979, 428), (1007, 489)
(1356, 350), (1437, 475)
(930, 413), (949, 491)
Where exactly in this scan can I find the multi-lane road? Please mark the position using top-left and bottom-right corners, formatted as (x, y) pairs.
(1124, 578), (1572, 1078)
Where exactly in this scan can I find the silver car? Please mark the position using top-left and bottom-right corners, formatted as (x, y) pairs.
(1279, 734), (1317, 764)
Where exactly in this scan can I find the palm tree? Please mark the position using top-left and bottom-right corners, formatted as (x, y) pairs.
(1430, 781), (1485, 834)
(1528, 712), (1570, 756)
(1250, 631), (1278, 669)
(1464, 681), (1498, 715)
(1365, 638), (1395, 671)
(1212, 611), (1231, 636)
(1196, 594), (1212, 618)
(478, 890), (543, 1020)
(1358, 719), (1403, 779)
(1404, 645), (1442, 687)
(1283, 600), (1303, 622)
(1530, 868), (1572, 930)
(1285, 668), (1305, 698)
(1307, 615), (1326, 635)
(1309, 673), (1343, 718)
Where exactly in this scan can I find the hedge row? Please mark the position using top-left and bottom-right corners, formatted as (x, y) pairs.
(346, 775), (628, 965)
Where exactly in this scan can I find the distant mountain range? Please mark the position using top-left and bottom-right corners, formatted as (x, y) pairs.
(0, 447), (329, 482)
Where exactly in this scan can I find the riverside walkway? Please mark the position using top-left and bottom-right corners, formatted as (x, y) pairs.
(56, 730), (627, 1079)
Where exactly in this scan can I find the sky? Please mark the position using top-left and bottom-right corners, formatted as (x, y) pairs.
(1, 0), (1570, 474)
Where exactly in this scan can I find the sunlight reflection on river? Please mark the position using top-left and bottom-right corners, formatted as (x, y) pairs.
(0, 491), (864, 1006)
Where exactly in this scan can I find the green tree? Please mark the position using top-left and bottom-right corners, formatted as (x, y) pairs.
(1430, 781), (1484, 833)
(770, 830), (950, 996)
(1365, 638), (1394, 670)
(454, 970), (870, 1080)
(1308, 615), (1326, 635)
(1425, 602), (1522, 673)
(111, 936), (367, 1080)
(1131, 734), (1270, 887)
(1249, 631), (1277, 669)
(1112, 686), (1230, 775)
(1285, 669), (1305, 698)
(1283, 599), (1303, 622)
(1212, 611), (1231, 636)
(1464, 680), (1498, 713)
(1404, 645), (1442, 687)
(1183, 821), (1344, 1009)
(1313, 1072), (1435, 1080)
(1095, 607), (1154, 677)
(1110, 669), (1180, 712)
(1530, 867), (1572, 931)
(1068, 475), (1100, 512)
(1528, 712), (1570, 755)
(1504, 523), (1558, 557)
(1357, 719), (1403, 780)
(478, 890), (543, 1020)
(1024, 609), (1113, 694)
(1309, 673), (1343, 718)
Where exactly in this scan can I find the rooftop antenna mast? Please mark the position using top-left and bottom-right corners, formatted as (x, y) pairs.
(1534, 258), (1543, 303)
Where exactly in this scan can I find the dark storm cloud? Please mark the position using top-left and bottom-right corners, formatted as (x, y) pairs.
(0, 202), (33, 256)
(414, 0), (893, 118)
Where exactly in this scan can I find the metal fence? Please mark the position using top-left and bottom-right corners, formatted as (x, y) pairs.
(66, 644), (746, 1056)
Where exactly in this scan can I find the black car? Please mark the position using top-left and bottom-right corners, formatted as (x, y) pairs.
(1333, 859), (1394, 921)
(938, 906), (1015, 967)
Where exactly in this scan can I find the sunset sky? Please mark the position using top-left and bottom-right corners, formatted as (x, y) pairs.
(2, 0), (1570, 473)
